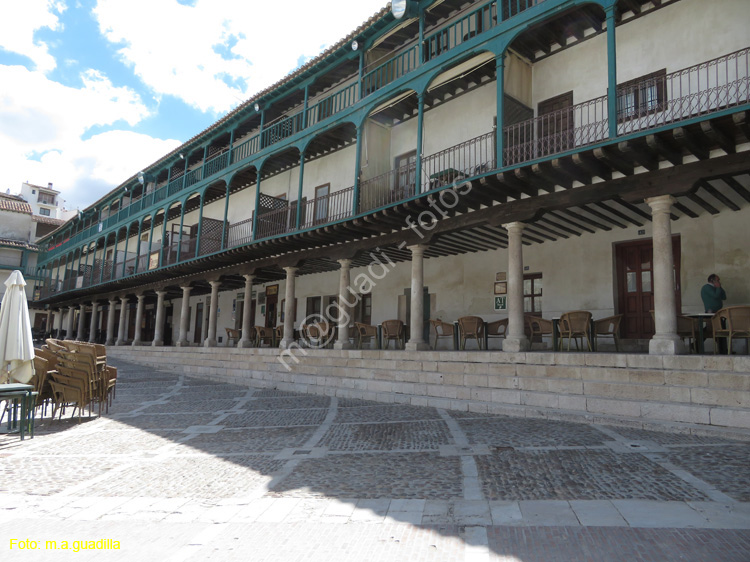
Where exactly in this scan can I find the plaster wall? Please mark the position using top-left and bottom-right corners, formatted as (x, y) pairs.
(0, 212), (32, 242)
(531, 0), (750, 111)
(300, 145), (357, 201)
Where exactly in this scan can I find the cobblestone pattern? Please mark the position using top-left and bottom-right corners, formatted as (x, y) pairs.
(611, 427), (738, 445)
(104, 413), (219, 430)
(486, 526), (750, 562)
(269, 453), (464, 499)
(80, 455), (285, 499)
(319, 421), (452, 451)
(178, 427), (317, 454)
(222, 409), (328, 428)
(664, 446), (750, 501)
(39, 429), (179, 456)
(476, 449), (709, 501)
(0, 457), (121, 495)
(457, 416), (608, 447)
(245, 396), (331, 410)
(334, 404), (443, 423)
(141, 399), (241, 414)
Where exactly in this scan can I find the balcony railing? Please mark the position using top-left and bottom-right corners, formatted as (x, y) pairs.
(423, 0), (499, 62)
(306, 83), (359, 127)
(359, 167), (417, 213)
(299, 186), (354, 229)
(262, 112), (305, 148)
(227, 217), (254, 248)
(362, 45), (420, 97)
(256, 204), (298, 240)
(505, 47), (750, 165)
(422, 130), (496, 191)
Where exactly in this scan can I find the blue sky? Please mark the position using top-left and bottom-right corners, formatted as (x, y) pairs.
(0, 0), (388, 211)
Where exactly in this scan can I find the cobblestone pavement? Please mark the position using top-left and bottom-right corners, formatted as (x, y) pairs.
(1, 358), (749, 562)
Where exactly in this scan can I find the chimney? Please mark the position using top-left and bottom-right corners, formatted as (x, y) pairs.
(48, 182), (53, 189)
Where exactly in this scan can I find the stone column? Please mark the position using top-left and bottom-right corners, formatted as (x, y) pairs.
(153, 290), (167, 347)
(503, 222), (530, 352)
(239, 275), (255, 348)
(106, 298), (117, 346)
(45, 309), (52, 336)
(116, 296), (128, 345)
(65, 305), (75, 340)
(176, 286), (192, 347)
(406, 245), (429, 351)
(204, 281), (221, 347)
(88, 301), (99, 343)
(76, 304), (86, 341)
(131, 294), (146, 346)
(334, 259), (353, 350)
(280, 267), (297, 348)
(647, 195), (685, 355)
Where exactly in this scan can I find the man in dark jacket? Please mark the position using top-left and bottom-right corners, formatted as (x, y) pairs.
(701, 274), (727, 353)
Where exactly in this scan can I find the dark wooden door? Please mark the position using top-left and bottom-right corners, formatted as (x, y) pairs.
(193, 302), (204, 344)
(616, 237), (681, 339)
(538, 91), (574, 154)
(265, 292), (278, 328)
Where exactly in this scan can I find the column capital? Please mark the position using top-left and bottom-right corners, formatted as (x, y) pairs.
(645, 194), (676, 214)
(120, 296), (129, 303)
(209, 280), (222, 289)
(68, 305), (76, 311)
(136, 293), (146, 302)
(337, 258), (352, 268)
(155, 290), (167, 298)
(407, 244), (428, 255)
(283, 266), (298, 275)
(242, 274), (255, 283)
(180, 285), (192, 294)
(502, 221), (526, 233)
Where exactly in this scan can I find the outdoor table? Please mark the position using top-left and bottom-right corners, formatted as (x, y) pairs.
(0, 383), (35, 440)
(684, 312), (715, 354)
(377, 324), (383, 350)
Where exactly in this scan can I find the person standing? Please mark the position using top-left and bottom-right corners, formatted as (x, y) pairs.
(701, 274), (727, 353)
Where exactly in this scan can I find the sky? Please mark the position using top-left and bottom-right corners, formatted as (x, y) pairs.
(0, 0), (389, 211)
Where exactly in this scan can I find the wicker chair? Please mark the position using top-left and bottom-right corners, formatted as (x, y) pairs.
(255, 326), (274, 347)
(594, 314), (623, 352)
(558, 311), (593, 351)
(429, 319), (455, 350)
(225, 328), (240, 346)
(457, 316), (484, 350)
(381, 319), (405, 349)
(524, 315), (554, 350)
(354, 322), (377, 349)
(712, 306), (750, 354)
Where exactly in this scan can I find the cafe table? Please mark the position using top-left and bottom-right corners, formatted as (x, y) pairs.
(684, 312), (715, 354)
(0, 382), (36, 440)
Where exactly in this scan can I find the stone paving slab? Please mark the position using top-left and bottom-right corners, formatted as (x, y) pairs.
(2, 357), (749, 562)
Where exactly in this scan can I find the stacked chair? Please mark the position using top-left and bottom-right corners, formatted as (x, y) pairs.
(34, 339), (118, 422)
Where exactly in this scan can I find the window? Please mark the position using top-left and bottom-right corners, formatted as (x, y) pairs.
(395, 150), (416, 197)
(617, 69), (666, 121)
(39, 208), (51, 216)
(523, 273), (543, 314)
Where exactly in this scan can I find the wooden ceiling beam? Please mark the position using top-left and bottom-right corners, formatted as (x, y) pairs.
(646, 133), (683, 166)
(594, 200), (644, 227)
(593, 146), (634, 176)
(572, 152), (612, 181)
(673, 127), (710, 160)
(617, 139), (659, 171)
(721, 176), (750, 205)
(699, 120), (736, 155)
(697, 180), (741, 212)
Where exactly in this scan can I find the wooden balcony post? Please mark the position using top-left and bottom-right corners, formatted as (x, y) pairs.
(496, 53), (505, 169)
(606, 5), (618, 139)
(296, 153), (305, 229)
(352, 125), (363, 215)
(415, 93), (425, 195)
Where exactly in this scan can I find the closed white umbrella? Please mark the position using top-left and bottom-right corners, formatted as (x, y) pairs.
(0, 270), (35, 383)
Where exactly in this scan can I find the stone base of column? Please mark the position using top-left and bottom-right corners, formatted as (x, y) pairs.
(649, 335), (687, 355)
(131, 340), (142, 346)
(279, 338), (296, 349)
(238, 339), (254, 348)
(405, 341), (430, 351)
(152, 340), (164, 347)
(175, 340), (190, 347)
(105, 339), (115, 346)
(503, 336), (530, 352)
(116, 340), (126, 346)
(203, 339), (217, 348)
(334, 341), (353, 350)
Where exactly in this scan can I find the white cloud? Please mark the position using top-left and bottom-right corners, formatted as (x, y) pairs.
(0, 0), (66, 73)
(0, 64), (157, 209)
(93, 0), (388, 114)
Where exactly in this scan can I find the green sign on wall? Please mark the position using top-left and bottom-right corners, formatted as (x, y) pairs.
(494, 296), (507, 311)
